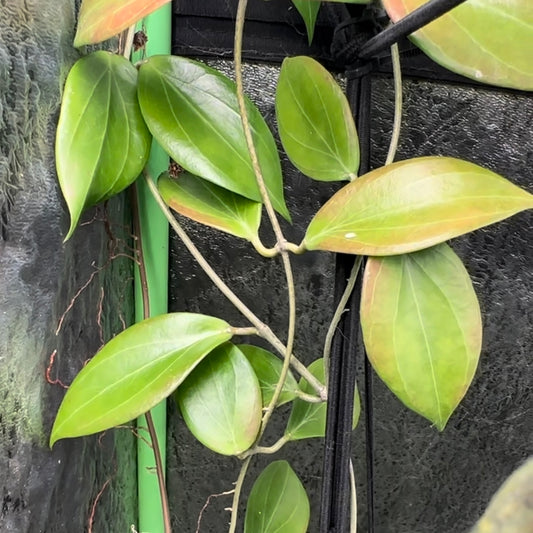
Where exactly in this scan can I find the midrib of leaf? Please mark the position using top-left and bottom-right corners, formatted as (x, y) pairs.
(404, 258), (444, 426)
(263, 466), (290, 532)
(319, 204), (530, 236)
(213, 355), (239, 445)
(159, 76), (237, 187)
(414, 1), (533, 78)
(310, 70), (346, 163)
(65, 66), (110, 204)
(94, 72), (131, 202)
(56, 337), (221, 432)
(171, 71), (272, 170)
(279, 123), (343, 161)
(448, 10), (532, 76)
(273, 486), (302, 533)
(412, 251), (470, 387)
(285, 73), (344, 162)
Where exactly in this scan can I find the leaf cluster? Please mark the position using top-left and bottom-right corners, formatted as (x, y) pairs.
(52, 0), (533, 530)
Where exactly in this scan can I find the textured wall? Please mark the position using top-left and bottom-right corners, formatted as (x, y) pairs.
(0, 2), (136, 531)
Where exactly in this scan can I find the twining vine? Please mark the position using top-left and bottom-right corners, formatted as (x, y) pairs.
(49, 0), (532, 532)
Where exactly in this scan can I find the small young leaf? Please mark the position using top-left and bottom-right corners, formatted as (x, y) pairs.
(304, 156), (533, 256)
(138, 56), (290, 220)
(176, 343), (262, 455)
(285, 359), (360, 441)
(382, 0), (533, 91)
(56, 51), (151, 240)
(74, 0), (171, 47)
(50, 313), (231, 446)
(244, 461), (310, 533)
(361, 244), (482, 430)
(276, 56), (359, 182)
(239, 344), (300, 407)
(292, 0), (321, 45)
(158, 172), (262, 241)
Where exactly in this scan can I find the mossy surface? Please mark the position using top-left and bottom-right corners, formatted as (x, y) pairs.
(0, 1), (137, 531)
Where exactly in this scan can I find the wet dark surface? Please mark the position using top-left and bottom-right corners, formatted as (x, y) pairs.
(0, 2), (136, 531)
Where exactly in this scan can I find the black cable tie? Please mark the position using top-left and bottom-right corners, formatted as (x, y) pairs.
(358, 0), (468, 60)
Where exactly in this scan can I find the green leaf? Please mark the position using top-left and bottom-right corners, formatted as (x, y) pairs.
(138, 56), (290, 220)
(158, 171), (262, 241)
(470, 458), (533, 533)
(292, 1), (321, 44)
(276, 56), (359, 182)
(382, 0), (533, 91)
(360, 244), (482, 430)
(50, 313), (231, 446)
(239, 344), (300, 407)
(74, 0), (171, 47)
(304, 156), (533, 256)
(244, 461), (310, 533)
(176, 343), (262, 455)
(285, 359), (360, 441)
(56, 51), (151, 240)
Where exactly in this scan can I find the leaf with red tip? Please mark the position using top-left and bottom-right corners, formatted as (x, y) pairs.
(361, 244), (482, 430)
(74, 0), (171, 47)
(382, 0), (533, 91)
(304, 157), (533, 256)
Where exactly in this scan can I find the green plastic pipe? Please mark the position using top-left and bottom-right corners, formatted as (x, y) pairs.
(133, 4), (171, 533)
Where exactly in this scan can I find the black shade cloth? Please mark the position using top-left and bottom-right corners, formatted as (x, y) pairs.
(168, 2), (532, 532)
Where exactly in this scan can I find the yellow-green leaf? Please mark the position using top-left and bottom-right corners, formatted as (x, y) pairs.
(361, 244), (482, 430)
(50, 313), (231, 446)
(239, 344), (300, 407)
(292, 0), (321, 44)
(382, 0), (533, 91)
(285, 359), (360, 441)
(158, 171), (261, 242)
(276, 56), (359, 182)
(74, 0), (171, 47)
(55, 51), (151, 240)
(245, 461), (310, 533)
(304, 156), (533, 256)
(138, 56), (290, 220)
(176, 343), (262, 455)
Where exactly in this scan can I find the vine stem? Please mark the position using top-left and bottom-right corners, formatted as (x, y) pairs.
(131, 183), (172, 533)
(323, 256), (363, 386)
(230, 2), (302, 529)
(386, 43), (402, 166)
(143, 172), (325, 399)
(228, 457), (251, 533)
(234, 0), (298, 439)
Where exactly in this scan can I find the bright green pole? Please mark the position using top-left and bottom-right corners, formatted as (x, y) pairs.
(133, 4), (171, 532)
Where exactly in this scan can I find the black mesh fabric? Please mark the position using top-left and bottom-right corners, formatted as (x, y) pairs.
(169, 1), (532, 532)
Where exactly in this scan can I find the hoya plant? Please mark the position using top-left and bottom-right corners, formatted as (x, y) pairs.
(50, 0), (532, 531)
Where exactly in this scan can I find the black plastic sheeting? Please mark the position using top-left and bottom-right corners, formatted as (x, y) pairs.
(168, 1), (532, 532)
(0, 1), (137, 531)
